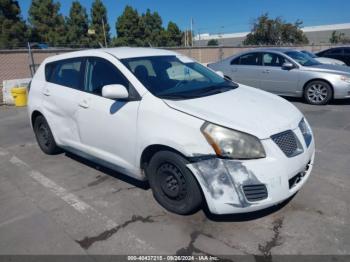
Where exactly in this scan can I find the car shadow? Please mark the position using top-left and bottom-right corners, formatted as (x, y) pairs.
(202, 193), (296, 222)
(64, 151), (150, 190)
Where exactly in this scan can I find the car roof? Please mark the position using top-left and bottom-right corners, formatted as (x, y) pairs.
(43, 47), (179, 64)
(244, 47), (298, 53)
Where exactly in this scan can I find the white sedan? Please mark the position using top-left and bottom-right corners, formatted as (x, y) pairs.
(301, 50), (346, 66)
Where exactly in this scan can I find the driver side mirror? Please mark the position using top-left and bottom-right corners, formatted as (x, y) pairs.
(282, 62), (295, 70)
(102, 84), (129, 100)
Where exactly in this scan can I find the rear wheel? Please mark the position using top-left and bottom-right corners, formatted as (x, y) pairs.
(304, 80), (332, 105)
(33, 115), (61, 155)
(147, 151), (203, 215)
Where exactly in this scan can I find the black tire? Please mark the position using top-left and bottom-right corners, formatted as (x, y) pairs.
(304, 80), (333, 105)
(33, 115), (61, 155)
(147, 151), (203, 215)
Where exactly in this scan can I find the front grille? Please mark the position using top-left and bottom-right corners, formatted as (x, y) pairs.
(271, 130), (302, 157)
(242, 184), (268, 202)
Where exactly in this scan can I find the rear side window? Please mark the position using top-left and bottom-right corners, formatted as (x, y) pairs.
(230, 57), (240, 65)
(85, 57), (129, 96)
(344, 48), (350, 54)
(238, 53), (262, 66)
(45, 58), (84, 90)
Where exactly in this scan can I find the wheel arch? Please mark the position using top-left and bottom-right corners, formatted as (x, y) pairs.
(140, 144), (190, 174)
(303, 78), (334, 98)
(31, 110), (44, 127)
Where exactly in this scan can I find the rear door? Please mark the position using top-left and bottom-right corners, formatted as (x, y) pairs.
(76, 56), (140, 175)
(42, 58), (85, 146)
(229, 52), (262, 88)
(260, 52), (300, 95)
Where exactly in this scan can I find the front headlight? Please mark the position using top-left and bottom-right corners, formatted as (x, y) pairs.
(299, 118), (312, 147)
(201, 122), (266, 159)
(340, 75), (350, 83)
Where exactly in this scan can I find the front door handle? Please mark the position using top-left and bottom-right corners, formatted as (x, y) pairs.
(79, 99), (89, 109)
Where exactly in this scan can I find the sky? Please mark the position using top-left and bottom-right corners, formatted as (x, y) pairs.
(17, 0), (350, 36)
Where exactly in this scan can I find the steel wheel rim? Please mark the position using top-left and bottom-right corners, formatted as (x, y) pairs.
(38, 123), (50, 148)
(307, 83), (328, 103)
(158, 163), (187, 201)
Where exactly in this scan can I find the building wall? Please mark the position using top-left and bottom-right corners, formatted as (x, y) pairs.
(195, 29), (350, 46)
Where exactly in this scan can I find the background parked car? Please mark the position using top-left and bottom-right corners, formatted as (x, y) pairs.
(300, 50), (346, 66)
(208, 48), (350, 105)
(316, 47), (350, 66)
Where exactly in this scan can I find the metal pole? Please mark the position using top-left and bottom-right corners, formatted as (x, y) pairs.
(102, 18), (108, 48)
(190, 18), (193, 47)
(27, 42), (35, 77)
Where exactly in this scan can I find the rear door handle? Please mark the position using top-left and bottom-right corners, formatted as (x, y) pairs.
(262, 69), (270, 74)
(79, 99), (89, 109)
(231, 68), (238, 72)
(43, 88), (50, 96)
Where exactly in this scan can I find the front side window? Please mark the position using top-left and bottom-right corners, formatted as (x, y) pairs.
(238, 53), (262, 66)
(285, 51), (321, 66)
(121, 56), (237, 100)
(85, 57), (129, 96)
(263, 53), (287, 67)
(46, 58), (83, 90)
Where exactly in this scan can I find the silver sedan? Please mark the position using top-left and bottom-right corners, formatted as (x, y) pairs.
(208, 48), (350, 105)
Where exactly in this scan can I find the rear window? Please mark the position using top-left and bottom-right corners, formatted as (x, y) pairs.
(45, 58), (84, 90)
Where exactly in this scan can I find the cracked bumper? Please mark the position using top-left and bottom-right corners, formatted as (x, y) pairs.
(187, 133), (315, 215)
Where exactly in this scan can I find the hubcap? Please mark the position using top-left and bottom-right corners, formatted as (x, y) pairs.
(158, 163), (187, 200)
(307, 84), (328, 103)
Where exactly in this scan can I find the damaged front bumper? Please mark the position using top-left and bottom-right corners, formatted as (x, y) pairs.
(187, 138), (315, 215)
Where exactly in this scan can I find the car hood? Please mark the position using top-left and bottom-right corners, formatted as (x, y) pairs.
(163, 85), (303, 139)
(304, 63), (350, 75)
(315, 57), (345, 65)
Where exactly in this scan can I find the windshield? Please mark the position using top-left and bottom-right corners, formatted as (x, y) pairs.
(301, 50), (317, 58)
(121, 55), (238, 100)
(285, 51), (321, 66)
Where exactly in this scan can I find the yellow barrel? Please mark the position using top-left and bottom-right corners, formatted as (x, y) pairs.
(11, 87), (27, 107)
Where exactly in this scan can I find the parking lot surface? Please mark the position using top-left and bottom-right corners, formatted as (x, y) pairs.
(0, 98), (349, 257)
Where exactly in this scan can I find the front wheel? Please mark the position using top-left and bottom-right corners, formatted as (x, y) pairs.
(147, 151), (203, 215)
(304, 80), (333, 105)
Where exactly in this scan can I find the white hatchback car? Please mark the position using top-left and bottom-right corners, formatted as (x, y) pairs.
(28, 48), (315, 215)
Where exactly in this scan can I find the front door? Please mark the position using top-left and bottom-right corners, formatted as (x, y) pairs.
(260, 52), (300, 96)
(76, 56), (140, 175)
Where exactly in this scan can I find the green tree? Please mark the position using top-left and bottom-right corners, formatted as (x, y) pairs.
(0, 0), (28, 48)
(114, 5), (144, 46)
(329, 30), (350, 44)
(28, 0), (66, 46)
(207, 39), (219, 46)
(90, 0), (110, 47)
(141, 9), (163, 46)
(165, 21), (182, 47)
(244, 13), (308, 46)
(66, 1), (89, 47)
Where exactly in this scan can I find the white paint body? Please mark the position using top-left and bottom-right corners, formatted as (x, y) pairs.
(28, 48), (315, 215)
(315, 57), (346, 66)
